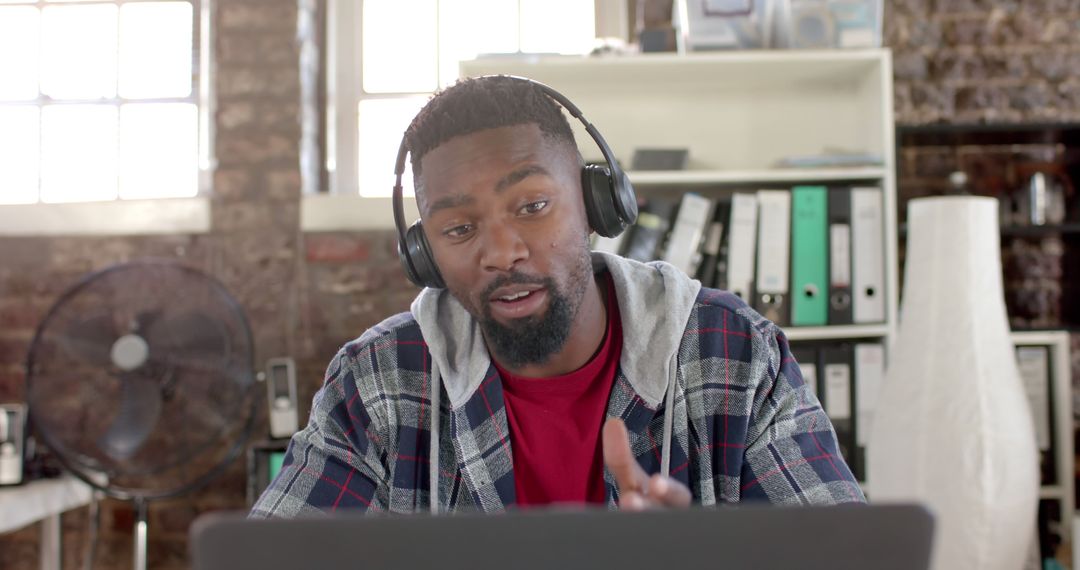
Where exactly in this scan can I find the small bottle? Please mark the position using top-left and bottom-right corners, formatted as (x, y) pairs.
(947, 170), (970, 195)
(1029, 172), (1048, 226)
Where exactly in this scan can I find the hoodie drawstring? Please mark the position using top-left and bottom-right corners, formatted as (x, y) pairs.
(660, 355), (677, 478)
(429, 361), (441, 515)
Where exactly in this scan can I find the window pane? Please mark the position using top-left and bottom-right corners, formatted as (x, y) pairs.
(438, 0), (518, 86)
(362, 0), (437, 93)
(119, 103), (197, 199)
(520, 0), (595, 54)
(0, 7), (39, 100)
(0, 106), (40, 204)
(358, 97), (425, 197)
(41, 105), (118, 203)
(41, 4), (118, 99)
(119, 2), (193, 99)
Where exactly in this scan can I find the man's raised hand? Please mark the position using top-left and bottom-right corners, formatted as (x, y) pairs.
(602, 418), (692, 510)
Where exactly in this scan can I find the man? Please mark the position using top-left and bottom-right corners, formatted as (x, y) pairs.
(251, 76), (864, 517)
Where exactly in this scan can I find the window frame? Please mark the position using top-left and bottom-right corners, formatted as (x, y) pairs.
(322, 0), (626, 200)
(0, 0), (214, 235)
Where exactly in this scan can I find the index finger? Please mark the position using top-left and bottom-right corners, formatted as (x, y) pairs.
(602, 418), (649, 495)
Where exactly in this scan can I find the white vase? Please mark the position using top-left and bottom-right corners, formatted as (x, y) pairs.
(867, 196), (1039, 570)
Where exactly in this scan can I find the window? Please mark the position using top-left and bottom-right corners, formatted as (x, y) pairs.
(328, 0), (600, 198)
(0, 0), (206, 205)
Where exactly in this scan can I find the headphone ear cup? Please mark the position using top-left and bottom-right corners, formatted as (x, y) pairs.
(397, 237), (424, 288)
(581, 164), (628, 238)
(401, 221), (446, 289)
(611, 169), (638, 226)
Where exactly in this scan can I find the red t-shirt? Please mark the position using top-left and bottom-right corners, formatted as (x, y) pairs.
(496, 274), (622, 507)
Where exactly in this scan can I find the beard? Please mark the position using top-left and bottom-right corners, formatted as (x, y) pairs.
(479, 273), (574, 369)
(471, 249), (593, 369)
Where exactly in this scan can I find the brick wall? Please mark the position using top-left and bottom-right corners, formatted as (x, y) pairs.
(889, 0), (1080, 124)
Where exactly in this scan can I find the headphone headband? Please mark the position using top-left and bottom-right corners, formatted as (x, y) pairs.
(392, 134), (411, 256)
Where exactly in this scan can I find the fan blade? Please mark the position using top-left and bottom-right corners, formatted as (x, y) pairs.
(133, 309), (163, 337)
(58, 313), (118, 367)
(97, 373), (163, 461)
(146, 311), (229, 360)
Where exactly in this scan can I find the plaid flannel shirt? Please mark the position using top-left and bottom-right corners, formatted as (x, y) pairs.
(251, 282), (865, 517)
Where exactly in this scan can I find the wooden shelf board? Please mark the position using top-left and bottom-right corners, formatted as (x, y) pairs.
(629, 167), (887, 187)
(784, 324), (890, 342)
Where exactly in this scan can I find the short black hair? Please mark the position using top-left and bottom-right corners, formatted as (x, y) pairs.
(404, 75), (578, 185)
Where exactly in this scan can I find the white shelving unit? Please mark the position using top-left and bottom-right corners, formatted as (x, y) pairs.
(1011, 330), (1075, 549)
(461, 49), (900, 350)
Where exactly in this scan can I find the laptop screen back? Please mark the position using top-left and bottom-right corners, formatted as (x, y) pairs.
(191, 504), (933, 570)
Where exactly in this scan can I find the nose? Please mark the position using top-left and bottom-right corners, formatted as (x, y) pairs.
(478, 221), (528, 273)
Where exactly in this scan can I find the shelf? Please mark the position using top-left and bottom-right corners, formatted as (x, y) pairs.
(462, 52), (893, 182)
(1012, 326), (1080, 336)
(861, 483), (1065, 500)
(628, 167), (887, 187)
(1001, 223), (1080, 237)
(466, 50), (890, 90)
(784, 324), (890, 342)
(0, 475), (94, 534)
(1040, 485), (1065, 500)
(899, 222), (1080, 238)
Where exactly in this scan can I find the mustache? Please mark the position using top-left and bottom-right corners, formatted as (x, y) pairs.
(481, 271), (552, 300)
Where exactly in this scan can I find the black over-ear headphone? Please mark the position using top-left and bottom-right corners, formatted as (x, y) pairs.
(392, 75), (638, 289)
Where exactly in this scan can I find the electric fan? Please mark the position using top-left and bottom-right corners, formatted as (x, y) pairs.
(25, 260), (258, 570)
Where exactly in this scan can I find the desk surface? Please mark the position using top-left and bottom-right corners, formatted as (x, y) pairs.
(0, 475), (94, 534)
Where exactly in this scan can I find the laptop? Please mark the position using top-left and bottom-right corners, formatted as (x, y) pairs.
(190, 504), (933, 570)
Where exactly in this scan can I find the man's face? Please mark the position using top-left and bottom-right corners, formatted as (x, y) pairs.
(417, 123), (594, 368)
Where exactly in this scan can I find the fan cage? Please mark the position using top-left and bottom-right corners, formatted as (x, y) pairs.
(24, 259), (261, 501)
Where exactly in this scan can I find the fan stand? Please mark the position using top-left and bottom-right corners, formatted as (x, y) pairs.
(134, 497), (149, 570)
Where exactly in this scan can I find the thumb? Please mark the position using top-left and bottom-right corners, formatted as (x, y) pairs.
(602, 418), (648, 495)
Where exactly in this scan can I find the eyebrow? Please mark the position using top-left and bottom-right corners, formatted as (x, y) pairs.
(426, 165), (552, 217)
(426, 193), (476, 217)
(493, 164), (551, 194)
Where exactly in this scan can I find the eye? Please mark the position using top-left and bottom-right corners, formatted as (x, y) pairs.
(443, 224), (474, 239)
(518, 200), (548, 215)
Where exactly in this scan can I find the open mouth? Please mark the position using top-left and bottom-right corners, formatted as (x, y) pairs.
(495, 290), (537, 303)
(488, 286), (548, 320)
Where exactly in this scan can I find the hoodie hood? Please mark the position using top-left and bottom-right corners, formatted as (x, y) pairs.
(409, 252), (703, 409)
